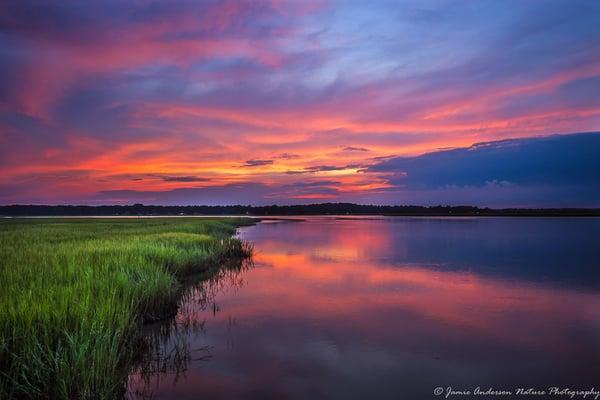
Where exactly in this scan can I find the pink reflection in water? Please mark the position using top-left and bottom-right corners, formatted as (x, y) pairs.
(128, 218), (600, 400)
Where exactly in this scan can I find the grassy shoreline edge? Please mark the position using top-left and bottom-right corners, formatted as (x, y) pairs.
(0, 217), (255, 399)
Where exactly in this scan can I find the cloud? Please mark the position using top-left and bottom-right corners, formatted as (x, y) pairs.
(366, 132), (600, 206)
(286, 163), (365, 174)
(274, 153), (301, 159)
(342, 146), (370, 152)
(3, 132), (598, 207)
(93, 183), (271, 205)
(242, 159), (274, 167)
(0, 1), (599, 206)
(90, 179), (342, 205)
(369, 132), (600, 187)
(154, 175), (210, 182)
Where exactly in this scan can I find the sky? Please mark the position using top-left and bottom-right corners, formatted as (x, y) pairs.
(0, 0), (599, 207)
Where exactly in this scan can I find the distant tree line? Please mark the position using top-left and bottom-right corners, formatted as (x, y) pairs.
(1, 203), (599, 216)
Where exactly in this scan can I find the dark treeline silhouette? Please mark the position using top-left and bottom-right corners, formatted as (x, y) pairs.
(1, 203), (599, 217)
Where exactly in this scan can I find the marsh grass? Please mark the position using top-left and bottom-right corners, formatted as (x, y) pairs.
(126, 258), (252, 400)
(0, 217), (253, 399)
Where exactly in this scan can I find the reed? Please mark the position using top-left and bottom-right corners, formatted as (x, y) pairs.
(0, 217), (253, 399)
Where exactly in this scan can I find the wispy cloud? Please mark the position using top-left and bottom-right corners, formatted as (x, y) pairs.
(155, 175), (210, 182)
(285, 163), (365, 175)
(242, 159), (274, 167)
(274, 153), (301, 159)
(0, 1), (598, 205)
(342, 146), (370, 152)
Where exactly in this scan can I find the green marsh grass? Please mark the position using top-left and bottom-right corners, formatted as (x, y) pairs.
(0, 217), (253, 399)
(127, 258), (252, 399)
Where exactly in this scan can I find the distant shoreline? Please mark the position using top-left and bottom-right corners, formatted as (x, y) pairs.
(1, 203), (599, 217)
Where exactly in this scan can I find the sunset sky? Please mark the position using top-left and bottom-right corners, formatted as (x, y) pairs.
(1, 0), (599, 206)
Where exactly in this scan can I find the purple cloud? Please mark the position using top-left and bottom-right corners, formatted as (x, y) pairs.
(242, 159), (275, 167)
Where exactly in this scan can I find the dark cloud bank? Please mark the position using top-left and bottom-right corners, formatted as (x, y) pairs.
(366, 132), (600, 207)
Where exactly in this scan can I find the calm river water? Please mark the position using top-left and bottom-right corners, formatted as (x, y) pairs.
(128, 217), (600, 399)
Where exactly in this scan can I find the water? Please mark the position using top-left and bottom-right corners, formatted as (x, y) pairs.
(128, 217), (600, 399)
